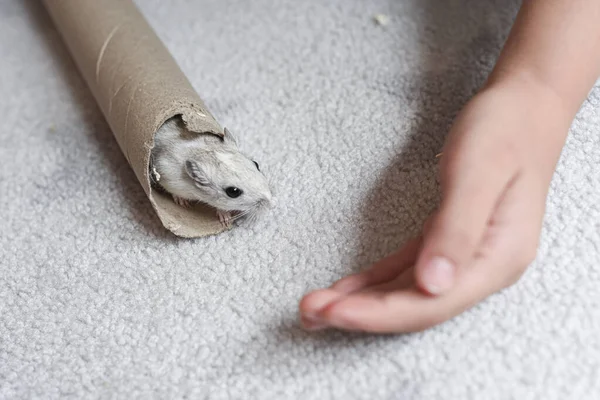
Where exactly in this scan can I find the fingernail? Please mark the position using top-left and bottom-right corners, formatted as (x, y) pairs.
(421, 256), (455, 294)
(301, 314), (328, 331)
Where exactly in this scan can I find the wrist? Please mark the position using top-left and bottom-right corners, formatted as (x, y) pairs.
(468, 69), (572, 183)
(484, 67), (579, 124)
(481, 68), (576, 135)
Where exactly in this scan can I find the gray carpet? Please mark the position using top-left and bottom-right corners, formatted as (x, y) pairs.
(2, 0), (600, 398)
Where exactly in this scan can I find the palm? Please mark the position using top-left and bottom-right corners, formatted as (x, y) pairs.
(300, 176), (541, 333)
(299, 93), (550, 333)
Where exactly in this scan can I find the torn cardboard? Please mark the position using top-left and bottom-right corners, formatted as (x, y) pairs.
(42, 0), (226, 237)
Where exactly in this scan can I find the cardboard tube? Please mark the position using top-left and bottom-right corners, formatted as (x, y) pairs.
(42, 0), (226, 237)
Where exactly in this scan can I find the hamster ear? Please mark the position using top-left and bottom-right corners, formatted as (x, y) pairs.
(222, 127), (238, 147)
(185, 160), (211, 186)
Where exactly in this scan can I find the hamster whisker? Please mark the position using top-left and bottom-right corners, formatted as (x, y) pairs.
(232, 202), (268, 224)
(203, 206), (265, 229)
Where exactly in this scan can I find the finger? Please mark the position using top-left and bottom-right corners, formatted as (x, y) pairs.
(299, 289), (343, 330)
(330, 237), (421, 294)
(299, 239), (420, 331)
(414, 149), (518, 295)
(360, 266), (415, 293)
(318, 175), (536, 333)
(300, 271), (413, 332)
(318, 256), (502, 333)
(300, 266), (415, 331)
(422, 215), (434, 236)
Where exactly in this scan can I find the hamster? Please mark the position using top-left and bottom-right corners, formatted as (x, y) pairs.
(149, 116), (273, 227)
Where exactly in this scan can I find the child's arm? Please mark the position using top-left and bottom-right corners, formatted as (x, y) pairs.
(299, 0), (600, 333)
(415, 0), (600, 297)
(491, 0), (600, 118)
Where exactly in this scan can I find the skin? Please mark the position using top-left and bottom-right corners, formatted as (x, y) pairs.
(299, 0), (600, 333)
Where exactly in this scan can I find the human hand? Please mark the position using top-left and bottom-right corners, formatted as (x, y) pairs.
(299, 78), (572, 333)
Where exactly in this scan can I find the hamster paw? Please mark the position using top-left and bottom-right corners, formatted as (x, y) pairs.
(173, 195), (192, 208)
(217, 210), (233, 228)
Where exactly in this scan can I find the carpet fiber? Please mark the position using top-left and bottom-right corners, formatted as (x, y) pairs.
(1, 0), (599, 398)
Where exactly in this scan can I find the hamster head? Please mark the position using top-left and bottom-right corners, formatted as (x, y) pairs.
(184, 129), (273, 214)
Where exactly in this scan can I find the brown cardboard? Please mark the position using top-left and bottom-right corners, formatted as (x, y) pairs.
(42, 0), (226, 237)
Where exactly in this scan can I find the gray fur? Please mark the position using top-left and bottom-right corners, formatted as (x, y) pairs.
(185, 160), (211, 187)
(150, 116), (273, 216)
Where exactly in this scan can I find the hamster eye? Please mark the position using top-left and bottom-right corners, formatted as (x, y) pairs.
(253, 161), (260, 171)
(225, 187), (243, 198)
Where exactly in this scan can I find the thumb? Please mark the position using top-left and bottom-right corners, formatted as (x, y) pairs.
(415, 153), (517, 295)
